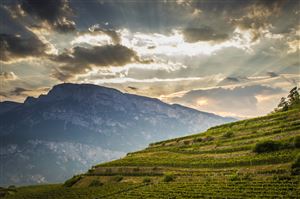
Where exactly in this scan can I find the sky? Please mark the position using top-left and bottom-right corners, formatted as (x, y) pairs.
(0, 0), (299, 118)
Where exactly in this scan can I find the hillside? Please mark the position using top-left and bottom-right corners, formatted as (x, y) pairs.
(2, 104), (299, 198)
(0, 83), (233, 186)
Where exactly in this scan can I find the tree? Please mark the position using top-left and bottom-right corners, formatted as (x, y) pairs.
(276, 97), (288, 111)
(287, 87), (300, 106)
(275, 87), (300, 112)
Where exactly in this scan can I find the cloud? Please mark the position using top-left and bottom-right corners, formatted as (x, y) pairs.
(71, 28), (120, 46)
(89, 76), (206, 84)
(224, 77), (241, 83)
(182, 27), (229, 43)
(1, 0), (299, 114)
(19, 0), (75, 32)
(267, 72), (280, 78)
(88, 24), (121, 44)
(231, 0), (287, 42)
(81, 74), (224, 99)
(127, 86), (138, 90)
(10, 87), (30, 96)
(9, 87), (50, 98)
(287, 39), (300, 54)
(170, 85), (285, 117)
(256, 0), (287, 14)
(51, 44), (149, 81)
(0, 33), (47, 62)
(0, 72), (18, 81)
(119, 29), (249, 57)
(217, 76), (250, 86)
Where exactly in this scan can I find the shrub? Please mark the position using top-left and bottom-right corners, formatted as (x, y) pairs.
(215, 141), (221, 147)
(133, 167), (140, 172)
(253, 140), (281, 153)
(0, 192), (6, 198)
(203, 136), (214, 142)
(276, 174), (292, 180)
(229, 173), (240, 181)
(143, 177), (151, 183)
(242, 173), (252, 180)
(152, 167), (158, 171)
(294, 136), (300, 148)
(7, 185), (16, 189)
(112, 175), (123, 182)
(163, 174), (175, 182)
(222, 131), (234, 139)
(183, 140), (190, 145)
(63, 175), (82, 187)
(105, 168), (112, 173)
(89, 180), (103, 187)
(193, 137), (203, 143)
(291, 154), (300, 175)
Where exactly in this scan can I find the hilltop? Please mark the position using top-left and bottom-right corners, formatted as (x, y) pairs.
(2, 89), (299, 198)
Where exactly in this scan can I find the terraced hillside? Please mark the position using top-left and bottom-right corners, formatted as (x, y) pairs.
(2, 106), (300, 198)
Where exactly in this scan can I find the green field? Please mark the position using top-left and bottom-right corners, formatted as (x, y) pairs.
(2, 105), (300, 198)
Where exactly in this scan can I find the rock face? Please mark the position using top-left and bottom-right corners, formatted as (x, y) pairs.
(0, 83), (235, 186)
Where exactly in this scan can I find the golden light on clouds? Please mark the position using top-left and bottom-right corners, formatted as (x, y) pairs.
(71, 33), (114, 46)
(196, 99), (208, 106)
(118, 28), (260, 58)
(287, 40), (300, 54)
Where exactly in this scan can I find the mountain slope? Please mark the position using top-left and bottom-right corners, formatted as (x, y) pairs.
(0, 101), (21, 115)
(0, 83), (234, 186)
(3, 104), (299, 198)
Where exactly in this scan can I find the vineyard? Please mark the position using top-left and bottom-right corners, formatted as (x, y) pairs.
(2, 106), (300, 198)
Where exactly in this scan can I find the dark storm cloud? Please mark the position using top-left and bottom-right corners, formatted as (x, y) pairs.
(183, 27), (229, 43)
(0, 33), (47, 62)
(51, 44), (150, 81)
(19, 0), (75, 32)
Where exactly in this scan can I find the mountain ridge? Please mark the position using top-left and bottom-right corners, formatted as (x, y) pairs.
(0, 83), (234, 186)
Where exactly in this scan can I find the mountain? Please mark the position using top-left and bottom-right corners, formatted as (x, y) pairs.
(0, 83), (234, 186)
(2, 97), (299, 198)
(0, 101), (21, 115)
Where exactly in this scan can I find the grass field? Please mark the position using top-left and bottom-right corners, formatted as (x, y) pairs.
(2, 106), (300, 198)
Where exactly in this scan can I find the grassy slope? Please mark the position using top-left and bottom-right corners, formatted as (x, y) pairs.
(3, 107), (300, 198)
